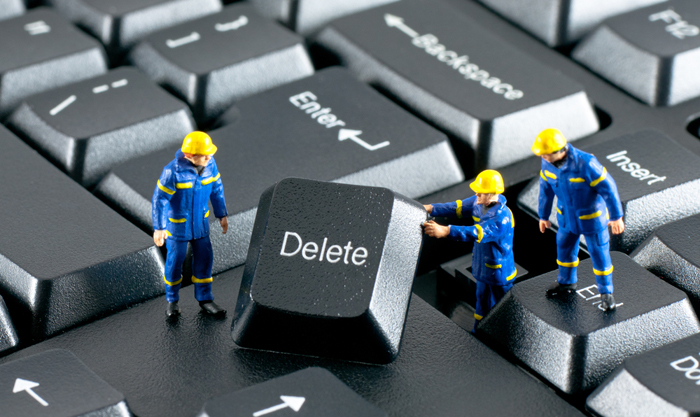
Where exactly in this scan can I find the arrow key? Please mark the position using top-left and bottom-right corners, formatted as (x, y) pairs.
(198, 367), (387, 417)
(0, 349), (131, 416)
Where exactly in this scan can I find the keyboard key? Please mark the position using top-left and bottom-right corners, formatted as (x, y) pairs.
(0, 295), (19, 356)
(6, 67), (195, 187)
(130, 4), (314, 124)
(517, 130), (700, 254)
(95, 67), (464, 273)
(587, 333), (700, 417)
(46, 0), (222, 60)
(573, 0), (700, 106)
(477, 252), (700, 395)
(0, 0), (24, 22)
(313, 0), (599, 170)
(0, 125), (164, 342)
(0, 349), (130, 417)
(199, 367), (387, 417)
(0, 266), (585, 417)
(232, 178), (425, 364)
(250, 0), (399, 35)
(632, 213), (700, 311)
(478, 0), (666, 46)
(0, 8), (107, 119)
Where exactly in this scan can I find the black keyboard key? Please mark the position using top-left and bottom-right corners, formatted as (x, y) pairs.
(313, 0), (599, 170)
(478, 252), (700, 395)
(632, 213), (700, 311)
(573, 0), (700, 106)
(232, 178), (425, 364)
(96, 67), (464, 273)
(0, 0), (24, 21)
(7, 67), (195, 187)
(130, 4), (314, 123)
(478, 0), (666, 46)
(0, 349), (130, 416)
(0, 295), (19, 356)
(0, 266), (585, 417)
(0, 8), (107, 119)
(250, 0), (398, 35)
(518, 130), (700, 253)
(199, 367), (387, 417)
(0, 125), (164, 342)
(587, 333), (700, 416)
(46, 0), (223, 59)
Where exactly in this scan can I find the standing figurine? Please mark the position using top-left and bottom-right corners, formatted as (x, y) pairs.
(153, 131), (229, 317)
(423, 170), (516, 331)
(532, 128), (624, 311)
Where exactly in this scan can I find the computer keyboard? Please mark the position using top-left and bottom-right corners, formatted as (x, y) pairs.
(1, 0), (700, 416)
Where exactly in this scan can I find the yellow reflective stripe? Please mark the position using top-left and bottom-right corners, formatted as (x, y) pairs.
(475, 224), (484, 243)
(472, 216), (480, 222)
(590, 168), (607, 187)
(201, 173), (220, 185)
(164, 275), (182, 286)
(456, 200), (463, 218)
(508, 208), (515, 227)
(544, 170), (557, 179)
(506, 269), (517, 281)
(593, 266), (614, 276)
(569, 177), (585, 183)
(579, 211), (602, 220)
(192, 276), (213, 284)
(556, 207), (562, 215)
(474, 313), (483, 320)
(540, 170), (547, 182)
(485, 263), (502, 269)
(557, 258), (580, 267)
(176, 182), (193, 189)
(157, 180), (175, 195)
(166, 230), (172, 237)
(606, 208), (610, 220)
(204, 210), (209, 218)
(169, 218), (187, 223)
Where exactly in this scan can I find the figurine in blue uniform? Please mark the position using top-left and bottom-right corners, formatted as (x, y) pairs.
(153, 131), (228, 317)
(423, 170), (516, 330)
(532, 128), (624, 311)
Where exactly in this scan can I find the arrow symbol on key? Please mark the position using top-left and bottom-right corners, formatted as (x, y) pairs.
(13, 378), (48, 407)
(384, 14), (419, 38)
(338, 129), (390, 151)
(253, 396), (305, 416)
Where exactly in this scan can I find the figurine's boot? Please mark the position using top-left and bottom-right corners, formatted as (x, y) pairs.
(166, 301), (180, 317)
(600, 293), (616, 311)
(546, 281), (577, 297)
(200, 301), (226, 316)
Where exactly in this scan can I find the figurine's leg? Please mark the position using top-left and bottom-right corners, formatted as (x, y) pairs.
(556, 229), (581, 285)
(190, 235), (214, 302)
(473, 281), (489, 332)
(164, 239), (188, 303)
(585, 229), (613, 294)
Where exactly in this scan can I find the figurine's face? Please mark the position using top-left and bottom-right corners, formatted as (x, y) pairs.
(476, 193), (497, 205)
(185, 154), (212, 167)
(541, 150), (567, 164)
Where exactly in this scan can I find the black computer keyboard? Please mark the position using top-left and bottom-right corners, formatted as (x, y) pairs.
(1, 0), (700, 416)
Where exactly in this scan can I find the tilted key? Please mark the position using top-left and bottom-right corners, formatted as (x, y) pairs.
(587, 333), (700, 417)
(632, 213), (700, 312)
(478, 252), (700, 395)
(0, 125), (164, 342)
(199, 367), (387, 417)
(130, 4), (314, 124)
(313, 0), (599, 170)
(0, 8), (107, 119)
(7, 67), (195, 187)
(250, 0), (398, 35)
(46, 0), (222, 60)
(0, 295), (19, 356)
(0, 0), (24, 22)
(573, 0), (700, 106)
(95, 67), (464, 274)
(518, 130), (700, 254)
(478, 0), (666, 47)
(0, 266), (585, 417)
(0, 349), (131, 417)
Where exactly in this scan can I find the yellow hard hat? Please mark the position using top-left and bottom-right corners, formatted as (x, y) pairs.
(470, 170), (504, 194)
(181, 131), (217, 155)
(531, 128), (567, 155)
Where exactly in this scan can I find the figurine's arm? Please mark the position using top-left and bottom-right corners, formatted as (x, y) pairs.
(586, 158), (625, 234)
(152, 167), (175, 246)
(208, 160), (228, 234)
(425, 196), (477, 218)
(537, 171), (555, 233)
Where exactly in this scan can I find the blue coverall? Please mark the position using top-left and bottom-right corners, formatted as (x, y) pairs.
(152, 150), (227, 303)
(432, 195), (516, 325)
(538, 144), (623, 294)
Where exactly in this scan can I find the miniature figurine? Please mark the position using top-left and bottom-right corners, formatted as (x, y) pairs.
(152, 131), (228, 317)
(423, 170), (516, 330)
(532, 128), (624, 311)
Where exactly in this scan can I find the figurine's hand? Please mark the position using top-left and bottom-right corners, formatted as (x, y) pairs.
(219, 217), (229, 234)
(423, 220), (450, 238)
(154, 230), (168, 247)
(539, 219), (551, 233)
(609, 218), (625, 235)
(424, 204), (433, 214)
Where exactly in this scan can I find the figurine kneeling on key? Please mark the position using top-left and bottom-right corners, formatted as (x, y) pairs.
(423, 170), (516, 331)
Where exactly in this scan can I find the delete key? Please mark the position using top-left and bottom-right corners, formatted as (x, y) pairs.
(232, 178), (426, 364)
